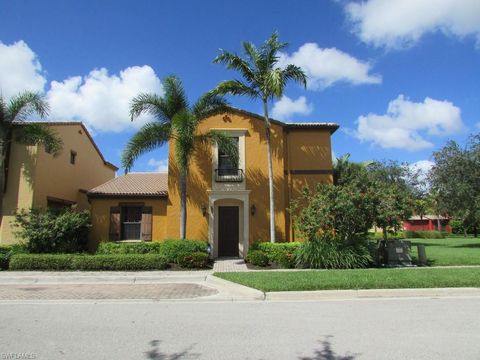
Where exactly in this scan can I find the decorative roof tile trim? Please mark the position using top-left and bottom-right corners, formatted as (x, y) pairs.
(225, 107), (340, 134)
(87, 173), (168, 198)
(15, 121), (118, 171)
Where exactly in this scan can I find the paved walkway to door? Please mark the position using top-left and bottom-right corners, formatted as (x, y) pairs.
(213, 258), (249, 272)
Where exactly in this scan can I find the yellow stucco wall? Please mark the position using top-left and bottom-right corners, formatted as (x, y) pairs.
(164, 111), (336, 244)
(0, 124), (116, 245)
(89, 198), (168, 251)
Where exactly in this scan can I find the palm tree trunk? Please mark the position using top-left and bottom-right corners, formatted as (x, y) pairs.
(263, 99), (276, 243)
(0, 138), (6, 226)
(179, 168), (187, 239)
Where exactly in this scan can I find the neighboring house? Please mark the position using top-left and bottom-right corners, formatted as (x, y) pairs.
(404, 215), (452, 233)
(88, 109), (338, 257)
(0, 122), (117, 244)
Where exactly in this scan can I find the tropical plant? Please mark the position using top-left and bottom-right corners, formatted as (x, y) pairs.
(122, 76), (239, 239)
(0, 91), (63, 220)
(211, 32), (307, 243)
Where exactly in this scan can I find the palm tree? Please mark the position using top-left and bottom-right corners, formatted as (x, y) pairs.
(211, 32), (307, 243)
(0, 91), (63, 222)
(122, 76), (238, 239)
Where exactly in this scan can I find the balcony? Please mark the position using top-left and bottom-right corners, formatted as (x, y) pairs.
(215, 168), (244, 183)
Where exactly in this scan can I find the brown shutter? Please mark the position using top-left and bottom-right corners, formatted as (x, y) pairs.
(109, 206), (121, 241)
(141, 206), (153, 241)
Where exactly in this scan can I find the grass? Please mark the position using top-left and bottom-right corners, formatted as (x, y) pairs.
(407, 236), (480, 266)
(215, 267), (480, 292)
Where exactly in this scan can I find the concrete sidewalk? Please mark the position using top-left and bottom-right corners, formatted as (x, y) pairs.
(1, 271), (480, 302)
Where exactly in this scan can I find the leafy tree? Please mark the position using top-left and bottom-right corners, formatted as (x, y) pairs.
(430, 134), (480, 237)
(368, 161), (416, 240)
(122, 76), (239, 239)
(211, 32), (307, 243)
(0, 91), (63, 222)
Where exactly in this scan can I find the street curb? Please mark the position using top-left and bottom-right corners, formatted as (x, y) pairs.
(205, 275), (265, 301)
(265, 287), (480, 301)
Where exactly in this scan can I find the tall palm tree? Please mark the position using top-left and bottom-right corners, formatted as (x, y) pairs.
(0, 91), (63, 222)
(211, 32), (307, 243)
(122, 76), (238, 239)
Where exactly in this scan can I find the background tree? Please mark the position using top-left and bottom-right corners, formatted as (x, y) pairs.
(0, 91), (63, 222)
(122, 76), (238, 239)
(430, 134), (480, 237)
(211, 32), (307, 243)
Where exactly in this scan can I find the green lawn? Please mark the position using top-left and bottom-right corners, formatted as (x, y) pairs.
(215, 267), (480, 292)
(408, 236), (480, 266)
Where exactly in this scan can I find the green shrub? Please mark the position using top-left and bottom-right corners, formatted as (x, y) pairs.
(246, 250), (269, 267)
(0, 244), (27, 270)
(96, 242), (162, 255)
(296, 234), (372, 269)
(404, 230), (446, 239)
(176, 252), (210, 269)
(73, 254), (168, 271)
(13, 209), (91, 253)
(368, 231), (406, 241)
(250, 242), (300, 268)
(159, 239), (208, 263)
(9, 254), (74, 270)
(96, 239), (208, 263)
(9, 253), (168, 271)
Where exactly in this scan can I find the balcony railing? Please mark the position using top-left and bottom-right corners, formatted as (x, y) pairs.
(215, 168), (244, 182)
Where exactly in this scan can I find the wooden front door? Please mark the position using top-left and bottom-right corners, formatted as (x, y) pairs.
(218, 206), (239, 257)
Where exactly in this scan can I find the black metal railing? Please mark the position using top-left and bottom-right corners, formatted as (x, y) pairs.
(215, 168), (244, 182)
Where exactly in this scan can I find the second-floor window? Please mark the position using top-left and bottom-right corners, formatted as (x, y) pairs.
(218, 137), (239, 176)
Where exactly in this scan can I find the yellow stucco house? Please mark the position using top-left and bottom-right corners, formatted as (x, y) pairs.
(0, 122), (117, 244)
(88, 109), (338, 257)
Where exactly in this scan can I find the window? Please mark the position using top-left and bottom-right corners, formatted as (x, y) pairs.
(121, 206), (142, 240)
(218, 137), (239, 176)
(70, 150), (77, 164)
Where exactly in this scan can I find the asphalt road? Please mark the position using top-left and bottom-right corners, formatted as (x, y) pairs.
(1, 297), (479, 360)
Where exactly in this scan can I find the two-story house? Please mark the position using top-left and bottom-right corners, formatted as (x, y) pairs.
(88, 108), (338, 257)
(0, 122), (117, 244)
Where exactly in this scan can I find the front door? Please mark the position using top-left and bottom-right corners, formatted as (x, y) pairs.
(218, 206), (239, 257)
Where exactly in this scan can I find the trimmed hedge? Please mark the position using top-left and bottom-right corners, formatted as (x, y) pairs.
(96, 239), (208, 263)
(250, 242), (301, 267)
(176, 252), (210, 269)
(9, 254), (169, 271)
(246, 250), (269, 267)
(404, 230), (446, 239)
(0, 245), (27, 270)
(368, 231), (406, 241)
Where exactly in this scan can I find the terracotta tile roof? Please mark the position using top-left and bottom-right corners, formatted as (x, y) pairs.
(87, 173), (168, 198)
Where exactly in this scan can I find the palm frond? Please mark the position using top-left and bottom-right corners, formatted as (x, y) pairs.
(211, 80), (259, 99)
(282, 64), (307, 88)
(192, 93), (229, 121)
(0, 96), (6, 125)
(15, 123), (63, 156)
(129, 93), (170, 123)
(8, 91), (49, 123)
(199, 130), (239, 167)
(259, 32), (288, 72)
(121, 122), (171, 172)
(213, 50), (256, 84)
(171, 111), (196, 170)
(162, 75), (188, 118)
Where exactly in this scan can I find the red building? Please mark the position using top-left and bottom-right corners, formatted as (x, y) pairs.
(403, 215), (452, 233)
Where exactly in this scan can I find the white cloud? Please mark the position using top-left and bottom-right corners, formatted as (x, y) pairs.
(353, 95), (464, 151)
(278, 43), (381, 90)
(0, 41), (46, 100)
(271, 95), (313, 120)
(345, 0), (480, 49)
(147, 158), (168, 173)
(47, 66), (163, 132)
(410, 159), (435, 175)
(475, 122), (480, 129)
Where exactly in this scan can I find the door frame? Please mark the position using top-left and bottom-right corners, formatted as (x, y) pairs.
(207, 190), (250, 258)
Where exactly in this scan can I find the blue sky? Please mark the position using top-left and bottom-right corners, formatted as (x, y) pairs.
(1, 0), (479, 174)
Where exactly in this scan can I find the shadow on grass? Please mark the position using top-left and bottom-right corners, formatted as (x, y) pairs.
(299, 336), (359, 360)
(453, 243), (480, 248)
(410, 256), (436, 266)
(145, 340), (200, 360)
